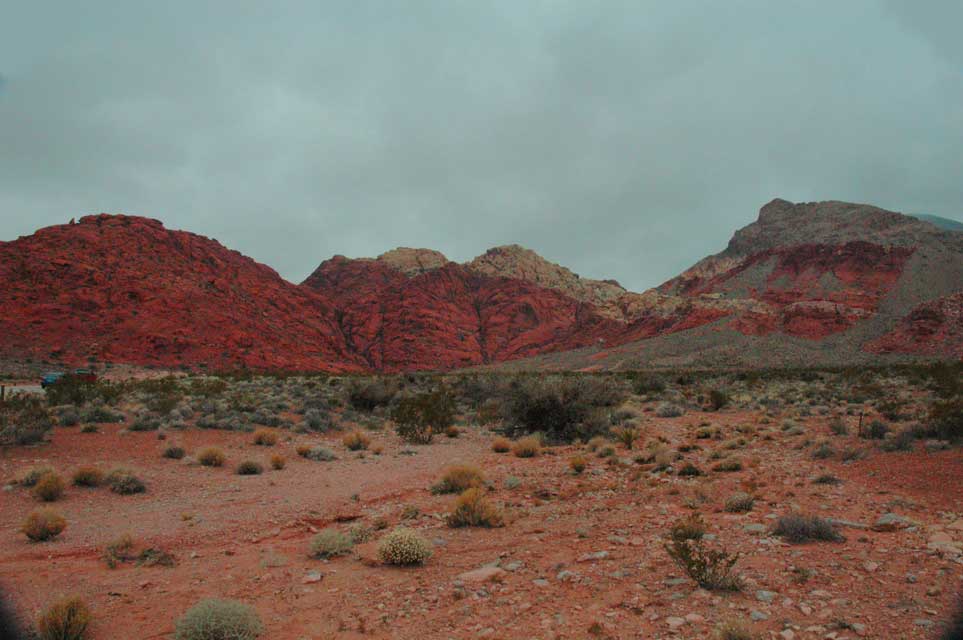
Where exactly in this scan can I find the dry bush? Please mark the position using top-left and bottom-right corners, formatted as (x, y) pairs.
(512, 436), (540, 458)
(197, 447), (226, 467)
(270, 454), (285, 470)
(444, 425), (460, 438)
(346, 377), (398, 412)
(106, 469), (146, 495)
(772, 514), (844, 543)
(391, 389), (456, 444)
(714, 621), (758, 640)
(666, 537), (742, 591)
(569, 455), (587, 474)
(377, 527), (433, 565)
(431, 465), (485, 494)
(724, 492), (754, 513)
(32, 473), (65, 502)
(103, 533), (135, 568)
(309, 529), (353, 559)
(491, 437), (511, 453)
(22, 508), (66, 542)
(342, 430), (370, 451)
(614, 426), (639, 449)
(20, 465), (55, 487)
(669, 514), (706, 542)
(300, 446), (336, 461)
(252, 429), (278, 446)
(712, 458), (743, 472)
(446, 488), (504, 528)
(174, 599), (264, 640)
(162, 445), (185, 460)
(236, 460), (263, 475)
(503, 375), (626, 442)
(36, 596), (91, 640)
(71, 467), (104, 487)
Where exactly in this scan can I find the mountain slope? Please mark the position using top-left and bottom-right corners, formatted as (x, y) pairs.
(0, 215), (363, 371)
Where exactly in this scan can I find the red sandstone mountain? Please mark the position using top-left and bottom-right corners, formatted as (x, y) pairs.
(1, 199), (960, 372)
(0, 214), (364, 372)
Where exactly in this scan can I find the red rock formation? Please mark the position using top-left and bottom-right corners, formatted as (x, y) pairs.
(867, 293), (963, 359)
(0, 215), (364, 372)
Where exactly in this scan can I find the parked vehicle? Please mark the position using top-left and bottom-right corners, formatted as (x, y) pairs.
(40, 369), (97, 388)
(40, 372), (64, 388)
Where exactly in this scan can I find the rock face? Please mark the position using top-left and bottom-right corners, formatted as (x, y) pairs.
(1, 199), (960, 372)
(0, 215), (364, 372)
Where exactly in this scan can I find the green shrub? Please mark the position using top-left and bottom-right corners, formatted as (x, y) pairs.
(347, 378), (397, 412)
(928, 398), (963, 441)
(665, 537), (742, 591)
(22, 508), (66, 541)
(709, 389), (729, 411)
(377, 527), (433, 565)
(391, 389), (456, 444)
(174, 599), (264, 640)
(106, 469), (146, 495)
(309, 529), (353, 559)
(236, 460), (263, 475)
(712, 458), (742, 472)
(301, 446), (336, 461)
(503, 375), (626, 442)
(36, 596), (91, 640)
(656, 402), (684, 418)
(0, 396), (52, 445)
(162, 445), (186, 459)
(862, 420), (889, 440)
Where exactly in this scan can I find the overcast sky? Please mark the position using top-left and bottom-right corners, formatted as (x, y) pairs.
(1, 1), (961, 290)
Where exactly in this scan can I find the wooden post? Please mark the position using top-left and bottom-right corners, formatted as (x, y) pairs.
(1, 385), (5, 404)
(857, 411), (863, 438)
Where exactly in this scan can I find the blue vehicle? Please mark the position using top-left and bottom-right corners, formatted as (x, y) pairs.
(40, 372), (65, 388)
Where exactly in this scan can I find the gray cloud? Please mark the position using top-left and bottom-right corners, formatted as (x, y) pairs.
(1, 1), (961, 290)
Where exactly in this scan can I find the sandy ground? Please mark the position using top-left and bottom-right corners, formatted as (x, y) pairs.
(1, 411), (962, 639)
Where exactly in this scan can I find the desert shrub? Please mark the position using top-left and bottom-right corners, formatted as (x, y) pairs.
(22, 508), (66, 541)
(631, 375), (665, 395)
(656, 402), (684, 418)
(390, 389), (456, 444)
(342, 430), (370, 451)
(724, 492), (754, 513)
(347, 377), (397, 412)
(236, 460), (263, 475)
(270, 454), (285, 470)
(174, 598), (264, 640)
(512, 436), (540, 458)
(431, 465), (485, 494)
(614, 426), (638, 449)
(881, 428), (915, 452)
(714, 621), (758, 640)
(309, 529), (353, 559)
(252, 429), (277, 446)
(812, 441), (834, 459)
(0, 396), (53, 445)
(569, 455), (587, 474)
(79, 404), (123, 424)
(928, 398), (963, 441)
(72, 466), (104, 487)
(21, 465), (56, 487)
(129, 414), (161, 431)
(103, 533), (135, 568)
(502, 375), (626, 442)
(828, 416), (848, 435)
(36, 596), (91, 640)
(813, 473), (841, 485)
(162, 445), (186, 460)
(378, 526), (433, 565)
(301, 446), (336, 462)
(32, 473), (65, 502)
(669, 514), (706, 542)
(491, 436), (511, 453)
(444, 425), (460, 438)
(666, 537), (742, 591)
(45, 376), (118, 407)
(712, 458), (742, 472)
(447, 488), (504, 528)
(772, 514), (844, 543)
(302, 409), (332, 432)
(137, 547), (176, 567)
(709, 389), (729, 411)
(677, 462), (702, 477)
(106, 469), (146, 495)
(58, 407), (80, 427)
(198, 447), (226, 467)
(862, 419), (889, 440)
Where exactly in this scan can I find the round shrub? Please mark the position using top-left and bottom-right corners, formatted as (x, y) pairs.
(569, 455), (587, 474)
(342, 430), (370, 451)
(36, 595), (90, 640)
(447, 488), (504, 528)
(106, 469), (146, 495)
(21, 465), (55, 487)
(724, 492), (755, 513)
(236, 460), (263, 476)
(162, 445), (186, 460)
(174, 598), (264, 640)
(491, 437), (511, 453)
(308, 528), (353, 559)
(431, 465), (485, 495)
(377, 527), (433, 566)
(512, 436), (540, 458)
(198, 448), (226, 467)
(269, 454), (285, 470)
(32, 473), (65, 502)
(252, 429), (278, 446)
(656, 402), (685, 418)
(72, 466), (104, 487)
(22, 508), (66, 542)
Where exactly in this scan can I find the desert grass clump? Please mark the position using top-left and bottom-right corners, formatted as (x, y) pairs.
(72, 466), (104, 487)
(22, 508), (66, 542)
(656, 402), (685, 418)
(491, 436), (511, 453)
(252, 429), (278, 446)
(665, 536), (742, 591)
(309, 528), (354, 559)
(862, 419), (889, 440)
(197, 447), (226, 467)
(724, 492), (754, 513)
(714, 621), (758, 640)
(162, 445), (186, 460)
(431, 465), (485, 494)
(712, 457), (743, 472)
(236, 460), (263, 475)
(812, 473), (841, 485)
(103, 533), (135, 568)
(21, 465), (56, 487)
(772, 514), (844, 543)
(669, 514), (706, 542)
(270, 454), (285, 470)
(377, 526), (433, 566)
(444, 425), (460, 438)
(677, 462), (702, 477)
(811, 441), (834, 459)
(174, 598), (264, 640)
(447, 488), (504, 528)
(106, 469), (146, 495)
(36, 596), (91, 640)
(569, 455), (587, 474)
(512, 436), (540, 458)
(300, 445), (336, 461)
(342, 430), (370, 451)
(614, 426), (638, 449)
(32, 473), (65, 502)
